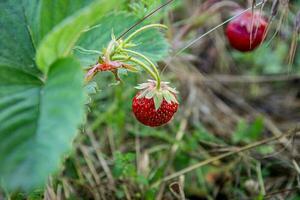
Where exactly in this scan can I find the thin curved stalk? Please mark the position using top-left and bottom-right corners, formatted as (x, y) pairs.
(114, 55), (160, 88)
(123, 24), (168, 45)
(121, 49), (161, 86)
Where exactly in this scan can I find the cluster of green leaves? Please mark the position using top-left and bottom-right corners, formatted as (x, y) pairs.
(74, 12), (169, 68)
(0, 0), (169, 193)
(0, 0), (118, 192)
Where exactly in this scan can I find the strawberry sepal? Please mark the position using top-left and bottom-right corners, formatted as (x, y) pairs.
(135, 80), (179, 110)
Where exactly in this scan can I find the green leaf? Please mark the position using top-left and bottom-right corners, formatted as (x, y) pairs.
(25, 0), (95, 45)
(0, 0), (38, 75)
(0, 0), (96, 76)
(74, 12), (169, 67)
(0, 58), (85, 191)
(36, 0), (119, 73)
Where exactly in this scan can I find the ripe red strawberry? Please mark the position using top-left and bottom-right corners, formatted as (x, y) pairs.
(132, 80), (179, 127)
(226, 11), (268, 52)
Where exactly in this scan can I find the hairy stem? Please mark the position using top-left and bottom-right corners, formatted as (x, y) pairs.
(123, 24), (168, 45)
(121, 49), (161, 89)
(114, 55), (160, 88)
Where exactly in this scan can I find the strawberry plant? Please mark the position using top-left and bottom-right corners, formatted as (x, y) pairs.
(83, 23), (180, 127)
(2, 0), (300, 199)
(0, 0), (173, 192)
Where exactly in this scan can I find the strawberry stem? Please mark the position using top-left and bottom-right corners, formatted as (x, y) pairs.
(86, 24), (168, 86)
(114, 55), (160, 89)
(121, 49), (161, 89)
(122, 24), (168, 46)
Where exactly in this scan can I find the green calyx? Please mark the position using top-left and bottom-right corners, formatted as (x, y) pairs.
(136, 80), (179, 110)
